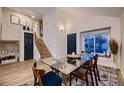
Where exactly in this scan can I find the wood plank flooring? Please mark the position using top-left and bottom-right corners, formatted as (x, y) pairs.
(0, 59), (51, 86)
(0, 59), (124, 86)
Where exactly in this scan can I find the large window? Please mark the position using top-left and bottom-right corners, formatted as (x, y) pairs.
(84, 35), (94, 53)
(95, 34), (109, 54)
(81, 28), (111, 56)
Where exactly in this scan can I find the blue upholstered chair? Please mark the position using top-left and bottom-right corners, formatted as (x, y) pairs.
(42, 71), (62, 86)
(32, 62), (62, 86)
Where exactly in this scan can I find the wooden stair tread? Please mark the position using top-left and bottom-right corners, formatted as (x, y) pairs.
(35, 35), (52, 59)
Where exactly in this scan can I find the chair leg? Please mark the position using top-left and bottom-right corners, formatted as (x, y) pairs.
(34, 78), (37, 86)
(93, 67), (98, 86)
(86, 75), (89, 86)
(76, 77), (78, 82)
(34, 81), (37, 86)
(63, 74), (68, 86)
(69, 74), (72, 86)
(90, 71), (94, 86)
(96, 66), (100, 81)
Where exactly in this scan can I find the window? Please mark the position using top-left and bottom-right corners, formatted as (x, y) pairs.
(95, 34), (109, 54)
(81, 28), (111, 56)
(84, 35), (94, 53)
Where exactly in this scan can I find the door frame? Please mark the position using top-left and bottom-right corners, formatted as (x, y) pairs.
(19, 30), (34, 61)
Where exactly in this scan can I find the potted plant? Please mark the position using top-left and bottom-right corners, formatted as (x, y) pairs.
(109, 38), (119, 64)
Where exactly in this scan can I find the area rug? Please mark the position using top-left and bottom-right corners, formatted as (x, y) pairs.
(71, 65), (118, 86)
(20, 65), (118, 86)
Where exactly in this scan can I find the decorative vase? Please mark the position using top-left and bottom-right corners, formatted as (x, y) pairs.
(27, 26), (30, 31)
(23, 26), (26, 30)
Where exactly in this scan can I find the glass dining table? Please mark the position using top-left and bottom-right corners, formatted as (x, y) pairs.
(41, 53), (94, 86)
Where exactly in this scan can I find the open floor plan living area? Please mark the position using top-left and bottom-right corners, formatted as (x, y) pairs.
(0, 7), (124, 86)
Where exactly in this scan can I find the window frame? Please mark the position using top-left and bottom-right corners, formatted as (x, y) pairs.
(80, 27), (111, 57)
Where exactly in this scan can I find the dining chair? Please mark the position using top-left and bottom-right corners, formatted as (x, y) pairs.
(93, 54), (100, 80)
(92, 54), (100, 85)
(81, 54), (100, 86)
(71, 60), (94, 86)
(32, 62), (62, 86)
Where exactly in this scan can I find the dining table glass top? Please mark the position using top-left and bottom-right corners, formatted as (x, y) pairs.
(42, 53), (95, 75)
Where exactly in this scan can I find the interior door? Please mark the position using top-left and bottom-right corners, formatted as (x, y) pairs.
(67, 33), (76, 54)
(24, 32), (33, 60)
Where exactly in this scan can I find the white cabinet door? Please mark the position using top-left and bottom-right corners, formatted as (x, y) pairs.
(1, 8), (20, 41)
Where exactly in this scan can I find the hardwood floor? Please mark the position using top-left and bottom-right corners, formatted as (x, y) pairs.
(0, 59), (124, 86)
(0, 59), (51, 86)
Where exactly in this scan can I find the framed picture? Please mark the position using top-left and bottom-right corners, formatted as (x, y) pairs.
(20, 18), (27, 26)
(9, 48), (15, 54)
(10, 15), (19, 25)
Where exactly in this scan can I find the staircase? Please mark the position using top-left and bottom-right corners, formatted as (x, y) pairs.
(35, 34), (52, 59)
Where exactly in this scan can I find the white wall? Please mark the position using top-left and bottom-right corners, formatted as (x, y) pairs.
(34, 42), (40, 60)
(66, 16), (120, 52)
(120, 9), (124, 78)
(42, 8), (67, 59)
(1, 8), (41, 41)
(43, 8), (57, 58)
(67, 16), (120, 68)
(42, 7), (121, 68)
(56, 8), (121, 68)
(56, 8), (66, 59)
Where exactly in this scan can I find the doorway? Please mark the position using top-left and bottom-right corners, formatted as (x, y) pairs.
(24, 32), (33, 60)
(67, 33), (77, 54)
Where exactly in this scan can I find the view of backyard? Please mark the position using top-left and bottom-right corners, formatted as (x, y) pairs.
(84, 33), (110, 55)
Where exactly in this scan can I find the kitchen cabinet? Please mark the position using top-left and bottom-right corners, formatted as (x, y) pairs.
(0, 8), (20, 41)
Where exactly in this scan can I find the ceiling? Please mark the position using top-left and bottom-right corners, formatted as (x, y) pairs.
(59, 7), (123, 17)
(8, 7), (123, 19)
(27, 7), (56, 16)
(78, 7), (122, 17)
(8, 7), (43, 20)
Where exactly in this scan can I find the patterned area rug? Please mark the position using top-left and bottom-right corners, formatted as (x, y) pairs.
(20, 65), (118, 86)
(71, 65), (118, 86)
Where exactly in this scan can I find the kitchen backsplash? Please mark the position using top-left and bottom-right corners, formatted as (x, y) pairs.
(0, 41), (19, 64)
